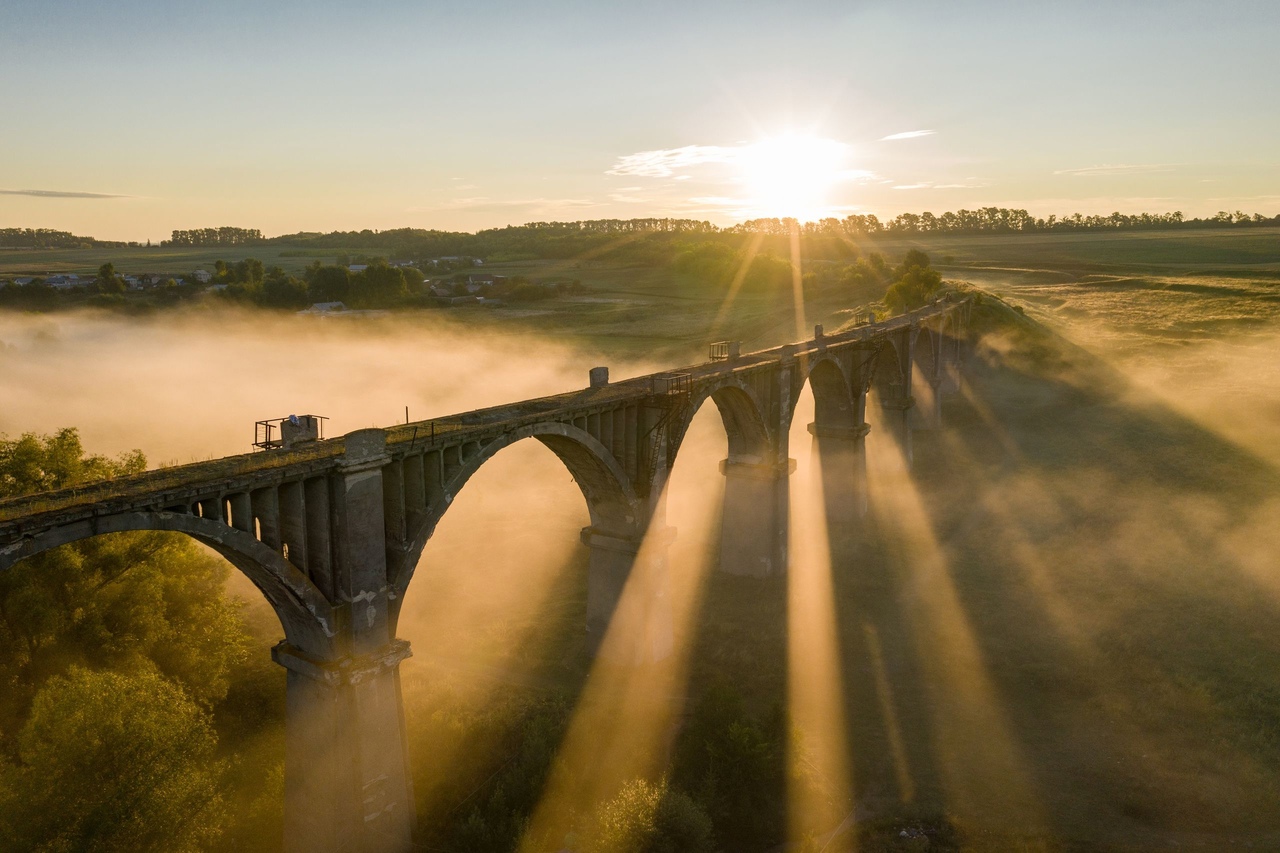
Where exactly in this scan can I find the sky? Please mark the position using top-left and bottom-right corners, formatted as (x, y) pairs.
(1, 0), (1278, 241)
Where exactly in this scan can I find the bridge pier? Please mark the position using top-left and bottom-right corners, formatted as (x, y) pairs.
(273, 640), (415, 853)
(581, 526), (676, 664)
(909, 378), (943, 431)
(808, 422), (870, 522)
(271, 428), (416, 853)
(719, 458), (795, 577)
(878, 399), (915, 469)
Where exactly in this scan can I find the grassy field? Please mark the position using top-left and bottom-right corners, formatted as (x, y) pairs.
(0, 244), (369, 276)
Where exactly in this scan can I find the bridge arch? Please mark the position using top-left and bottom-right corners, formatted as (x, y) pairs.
(801, 356), (859, 431)
(0, 511), (337, 654)
(912, 326), (942, 387)
(670, 379), (772, 467)
(393, 421), (639, 602)
(870, 335), (910, 402)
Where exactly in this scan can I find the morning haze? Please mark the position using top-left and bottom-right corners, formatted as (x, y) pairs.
(2, 1), (1279, 851)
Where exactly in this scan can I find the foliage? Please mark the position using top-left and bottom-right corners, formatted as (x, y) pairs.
(0, 667), (226, 852)
(349, 259), (409, 308)
(414, 692), (569, 852)
(884, 250), (943, 314)
(165, 227), (263, 247)
(584, 777), (714, 853)
(0, 431), (250, 742)
(0, 228), (119, 249)
(670, 681), (789, 849)
(0, 427), (144, 498)
(303, 263), (351, 303)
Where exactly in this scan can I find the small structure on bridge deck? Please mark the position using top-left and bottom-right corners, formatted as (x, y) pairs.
(708, 340), (741, 362)
(649, 371), (692, 399)
(254, 414), (329, 450)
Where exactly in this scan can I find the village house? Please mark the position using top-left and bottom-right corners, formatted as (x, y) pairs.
(299, 301), (347, 315)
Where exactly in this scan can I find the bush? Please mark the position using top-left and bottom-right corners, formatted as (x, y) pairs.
(585, 777), (714, 853)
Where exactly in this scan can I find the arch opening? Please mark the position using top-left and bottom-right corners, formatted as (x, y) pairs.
(671, 381), (772, 466)
(393, 430), (608, 842)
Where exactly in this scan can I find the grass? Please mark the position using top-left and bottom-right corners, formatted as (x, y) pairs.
(0, 245), (377, 276)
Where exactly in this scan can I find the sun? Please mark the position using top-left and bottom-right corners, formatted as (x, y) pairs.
(736, 134), (851, 220)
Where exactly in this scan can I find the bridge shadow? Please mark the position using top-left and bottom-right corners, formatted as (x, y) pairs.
(396, 307), (1280, 850)
(878, 316), (1280, 847)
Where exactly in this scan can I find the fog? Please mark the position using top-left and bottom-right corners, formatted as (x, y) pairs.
(0, 308), (635, 463)
(6, 292), (1280, 848)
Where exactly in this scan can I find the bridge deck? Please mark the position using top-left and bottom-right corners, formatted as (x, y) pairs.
(0, 300), (956, 530)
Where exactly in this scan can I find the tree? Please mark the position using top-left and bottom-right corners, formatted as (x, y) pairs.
(348, 260), (408, 308)
(0, 430), (250, 742)
(304, 263), (351, 303)
(885, 264), (943, 314)
(0, 667), (226, 853)
(899, 248), (930, 274)
(94, 263), (125, 295)
(585, 777), (713, 853)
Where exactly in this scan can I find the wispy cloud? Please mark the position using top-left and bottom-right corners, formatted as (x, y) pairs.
(0, 188), (129, 199)
(880, 130), (936, 141)
(607, 145), (738, 178)
(892, 179), (987, 190)
(1054, 164), (1177, 177)
(411, 196), (599, 214)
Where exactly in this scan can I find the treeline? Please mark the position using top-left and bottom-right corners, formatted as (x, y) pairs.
(164, 227), (264, 247)
(0, 228), (124, 249)
(205, 257), (425, 309)
(737, 208), (1280, 235)
(245, 207), (1280, 262)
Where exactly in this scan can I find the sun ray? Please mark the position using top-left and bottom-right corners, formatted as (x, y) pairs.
(862, 401), (1048, 831)
(709, 231), (766, 340)
(786, 398), (857, 849)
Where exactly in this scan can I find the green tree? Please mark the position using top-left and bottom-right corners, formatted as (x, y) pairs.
(304, 263), (351, 303)
(0, 667), (226, 853)
(94, 263), (125, 295)
(260, 267), (309, 309)
(585, 777), (714, 853)
(348, 260), (408, 308)
(0, 430), (250, 742)
(884, 264), (943, 314)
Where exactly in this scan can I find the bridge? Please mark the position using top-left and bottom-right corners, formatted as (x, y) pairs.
(0, 296), (972, 853)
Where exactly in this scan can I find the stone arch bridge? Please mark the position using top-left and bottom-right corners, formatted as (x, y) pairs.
(0, 297), (971, 853)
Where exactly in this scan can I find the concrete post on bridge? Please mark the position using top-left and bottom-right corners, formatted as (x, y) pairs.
(718, 361), (796, 577)
(581, 524), (676, 665)
(271, 428), (416, 853)
(808, 422), (870, 521)
(718, 458), (795, 576)
(581, 399), (679, 666)
(872, 331), (916, 471)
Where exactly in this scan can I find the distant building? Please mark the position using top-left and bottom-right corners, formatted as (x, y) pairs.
(45, 274), (85, 290)
(193, 269), (212, 283)
(300, 301), (347, 314)
(348, 264), (368, 273)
